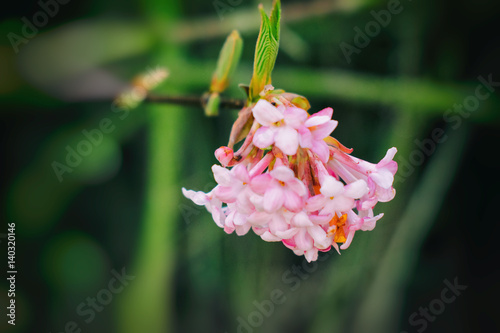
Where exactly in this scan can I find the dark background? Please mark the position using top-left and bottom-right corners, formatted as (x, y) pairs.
(1, 0), (499, 332)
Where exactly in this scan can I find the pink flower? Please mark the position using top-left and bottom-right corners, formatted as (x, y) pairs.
(181, 188), (225, 228)
(182, 95), (398, 262)
(283, 213), (332, 262)
(211, 164), (258, 235)
(329, 147), (398, 210)
(247, 209), (298, 241)
(298, 107), (338, 162)
(250, 165), (308, 213)
(306, 176), (368, 215)
(332, 209), (384, 250)
(212, 164), (252, 206)
(252, 99), (308, 155)
(223, 203), (252, 236)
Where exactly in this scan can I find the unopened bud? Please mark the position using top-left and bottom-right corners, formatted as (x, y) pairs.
(210, 30), (243, 94)
(205, 92), (221, 117)
(215, 146), (234, 166)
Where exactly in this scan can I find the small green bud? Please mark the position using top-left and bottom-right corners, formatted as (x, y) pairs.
(204, 92), (221, 117)
(210, 30), (243, 94)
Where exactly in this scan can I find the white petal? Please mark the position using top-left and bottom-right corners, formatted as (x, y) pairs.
(308, 225), (329, 248)
(310, 120), (338, 140)
(320, 176), (344, 197)
(304, 115), (330, 127)
(232, 164), (250, 183)
(249, 194), (265, 211)
(248, 211), (271, 226)
(270, 166), (295, 182)
(235, 223), (251, 236)
(182, 188), (208, 206)
(287, 178), (308, 197)
(312, 140), (330, 163)
(309, 213), (333, 224)
(312, 107), (333, 119)
(344, 179), (369, 198)
(233, 212), (247, 226)
(340, 229), (355, 250)
(378, 147), (397, 166)
(275, 228), (299, 239)
(291, 211), (314, 227)
(328, 196), (355, 212)
(376, 187), (396, 202)
(360, 213), (383, 231)
(294, 229), (313, 250)
(261, 231), (282, 242)
(253, 126), (275, 149)
(283, 190), (304, 212)
(298, 126), (313, 148)
(283, 107), (308, 128)
(275, 126), (299, 156)
(269, 214), (288, 234)
(263, 186), (285, 212)
(250, 173), (273, 194)
(211, 165), (231, 185)
(210, 206), (225, 228)
(306, 195), (328, 212)
(371, 170), (394, 189)
(252, 99), (283, 126)
(304, 249), (318, 262)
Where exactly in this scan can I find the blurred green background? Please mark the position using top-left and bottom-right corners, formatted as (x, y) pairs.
(1, 0), (499, 332)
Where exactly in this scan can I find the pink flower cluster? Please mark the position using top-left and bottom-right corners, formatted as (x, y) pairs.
(183, 98), (398, 262)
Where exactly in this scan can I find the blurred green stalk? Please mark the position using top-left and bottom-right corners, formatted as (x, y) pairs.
(116, 1), (183, 332)
(307, 111), (425, 333)
(117, 105), (185, 333)
(352, 124), (468, 333)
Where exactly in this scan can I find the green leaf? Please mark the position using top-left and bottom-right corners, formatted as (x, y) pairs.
(248, 0), (281, 102)
(210, 30), (243, 93)
(269, 0), (281, 38)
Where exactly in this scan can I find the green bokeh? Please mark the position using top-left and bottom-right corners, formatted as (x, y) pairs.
(41, 231), (109, 294)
